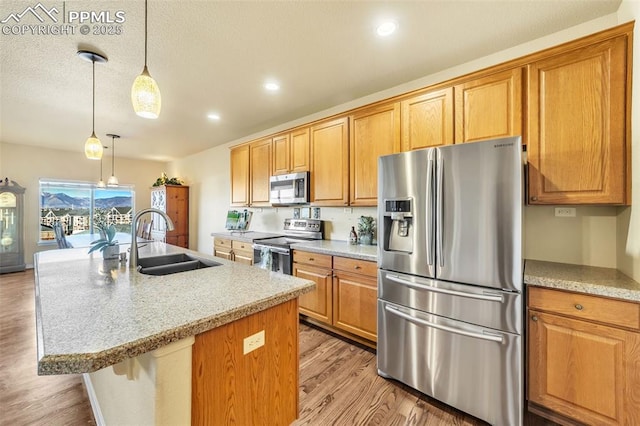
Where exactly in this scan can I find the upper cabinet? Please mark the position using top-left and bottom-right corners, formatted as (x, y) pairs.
(272, 127), (310, 176)
(310, 117), (349, 206)
(454, 68), (523, 144)
(230, 145), (250, 207)
(249, 138), (272, 206)
(401, 87), (454, 151)
(350, 103), (401, 206)
(527, 34), (630, 205)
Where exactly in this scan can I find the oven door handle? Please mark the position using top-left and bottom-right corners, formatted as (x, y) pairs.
(386, 274), (504, 303)
(384, 305), (504, 343)
(253, 244), (290, 255)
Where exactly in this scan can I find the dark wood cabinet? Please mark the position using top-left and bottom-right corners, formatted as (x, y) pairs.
(150, 185), (189, 248)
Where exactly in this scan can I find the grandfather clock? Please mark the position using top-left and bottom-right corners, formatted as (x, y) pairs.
(0, 178), (26, 274)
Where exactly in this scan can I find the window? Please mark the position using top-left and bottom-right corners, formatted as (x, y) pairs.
(39, 179), (135, 243)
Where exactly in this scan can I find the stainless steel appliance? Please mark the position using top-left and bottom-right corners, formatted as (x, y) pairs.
(377, 136), (524, 426)
(269, 172), (309, 206)
(253, 218), (323, 274)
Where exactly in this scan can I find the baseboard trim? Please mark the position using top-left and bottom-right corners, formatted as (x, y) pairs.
(82, 373), (106, 426)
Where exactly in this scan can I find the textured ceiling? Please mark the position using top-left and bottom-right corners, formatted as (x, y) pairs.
(0, 0), (622, 161)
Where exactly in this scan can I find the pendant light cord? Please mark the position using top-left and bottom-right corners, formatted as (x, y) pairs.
(144, 0), (148, 67)
(111, 136), (115, 176)
(92, 59), (96, 134)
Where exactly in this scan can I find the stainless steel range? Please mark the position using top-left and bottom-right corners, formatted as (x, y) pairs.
(253, 219), (324, 275)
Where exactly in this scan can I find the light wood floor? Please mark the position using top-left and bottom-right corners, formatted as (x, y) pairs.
(1, 270), (555, 426)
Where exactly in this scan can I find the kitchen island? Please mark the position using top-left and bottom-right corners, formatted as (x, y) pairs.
(34, 242), (314, 425)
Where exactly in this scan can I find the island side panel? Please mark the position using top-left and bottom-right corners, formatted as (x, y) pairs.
(192, 299), (299, 425)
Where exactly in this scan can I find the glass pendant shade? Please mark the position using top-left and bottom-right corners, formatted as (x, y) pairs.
(131, 66), (161, 119)
(85, 132), (103, 160)
(97, 179), (106, 188)
(107, 175), (119, 186)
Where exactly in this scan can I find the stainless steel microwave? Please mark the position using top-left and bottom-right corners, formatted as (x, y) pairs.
(269, 172), (309, 206)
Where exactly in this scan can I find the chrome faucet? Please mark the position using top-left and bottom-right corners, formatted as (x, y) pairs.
(130, 208), (175, 269)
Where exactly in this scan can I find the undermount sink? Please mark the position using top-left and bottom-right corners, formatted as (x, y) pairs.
(137, 253), (222, 276)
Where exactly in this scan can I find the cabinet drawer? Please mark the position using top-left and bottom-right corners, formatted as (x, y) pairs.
(293, 250), (332, 268)
(333, 256), (377, 277)
(231, 240), (253, 254)
(528, 287), (640, 330)
(214, 237), (232, 249)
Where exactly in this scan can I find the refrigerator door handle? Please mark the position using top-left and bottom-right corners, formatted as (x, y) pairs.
(426, 156), (434, 266)
(436, 152), (444, 268)
(386, 274), (505, 302)
(384, 305), (504, 343)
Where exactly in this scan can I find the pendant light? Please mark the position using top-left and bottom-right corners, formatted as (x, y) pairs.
(97, 146), (108, 188)
(106, 134), (120, 186)
(77, 50), (108, 160)
(131, 0), (161, 119)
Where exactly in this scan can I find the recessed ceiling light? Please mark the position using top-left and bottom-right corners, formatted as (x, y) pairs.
(264, 82), (280, 92)
(377, 21), (397, 37)
(207, 113), (221, 121)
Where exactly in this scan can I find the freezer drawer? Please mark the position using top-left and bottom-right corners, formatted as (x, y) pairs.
(379, 269), (522, 334)
(377, 300), (523, 426)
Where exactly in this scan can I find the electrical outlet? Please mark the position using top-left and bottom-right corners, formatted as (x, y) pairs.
(243, 330), (265, 355)
(554, 207), (576, 217)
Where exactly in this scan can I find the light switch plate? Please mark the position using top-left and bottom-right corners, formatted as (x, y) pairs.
(243, 330), (265, 355)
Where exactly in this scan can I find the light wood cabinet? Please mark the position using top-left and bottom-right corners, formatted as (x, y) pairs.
(293, 252), (333, 323)
(231, 240), (253, 265)
(527, 35), (630, 205)
(213, 237), (233, 261)
(349, 103), (400, 206)
(310, 117), (349, 206)
(150, 185), (189, 248)
(401, 87), (454, 151)
(230, 145), (250, 207)
(272, 127), (310, 175)
(213, 237), (254, 265)
(249, 138), (272, 206)
(293, 250), (377, 345)
(192, 299), (299, 425)
(454, 68), (523, 144)
(527, 287), (640, 425)
(332, 257), (378, 341)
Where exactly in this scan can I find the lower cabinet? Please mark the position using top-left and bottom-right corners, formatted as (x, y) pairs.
(213, 237), (253, 265)
(527, 287), (640, 426)
(293, 250), (377, 345)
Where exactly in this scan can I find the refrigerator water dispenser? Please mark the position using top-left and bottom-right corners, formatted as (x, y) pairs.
(382, 199), (413, 253)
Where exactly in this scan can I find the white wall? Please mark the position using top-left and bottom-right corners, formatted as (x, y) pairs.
(0, 142), (167, 266)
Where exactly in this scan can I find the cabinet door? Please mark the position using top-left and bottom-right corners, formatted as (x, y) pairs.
(165, 186), (189, 248)
(527, 36), (629, 204)
(310, 117), (349, 206)
(401, 87), (454, 151)
(454, 68), (522, 144)
(528, 310), (640, 425)
(249, 138), (272, 206)
(230, 145), (250, 206)
(293, 263), (333, 324)
(290, 127), (310, 172)
(272, 133), (290, 176)
(333, 271), (377, 342)
(350, 103), (400, 206)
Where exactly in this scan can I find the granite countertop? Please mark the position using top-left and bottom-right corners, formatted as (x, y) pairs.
(211, 231), (283, 243)
(290, 240), (378, 262)
(34, 242), (314, 375)
(524, 260), (640, 302)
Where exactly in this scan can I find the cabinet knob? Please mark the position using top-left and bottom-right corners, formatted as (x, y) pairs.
(575, 304), (584, 311)
(531, 196), (538, 201)
(309, 257), (314, 261)
(354, 265), (361, 269)
(531, 315), (538, 322)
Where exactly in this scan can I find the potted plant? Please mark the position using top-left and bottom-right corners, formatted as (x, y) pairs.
(357, 216), (376, 245)
(88, 223), (119, 259)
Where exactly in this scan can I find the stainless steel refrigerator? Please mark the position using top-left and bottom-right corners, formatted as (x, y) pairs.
(377, 136), (524, 426)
